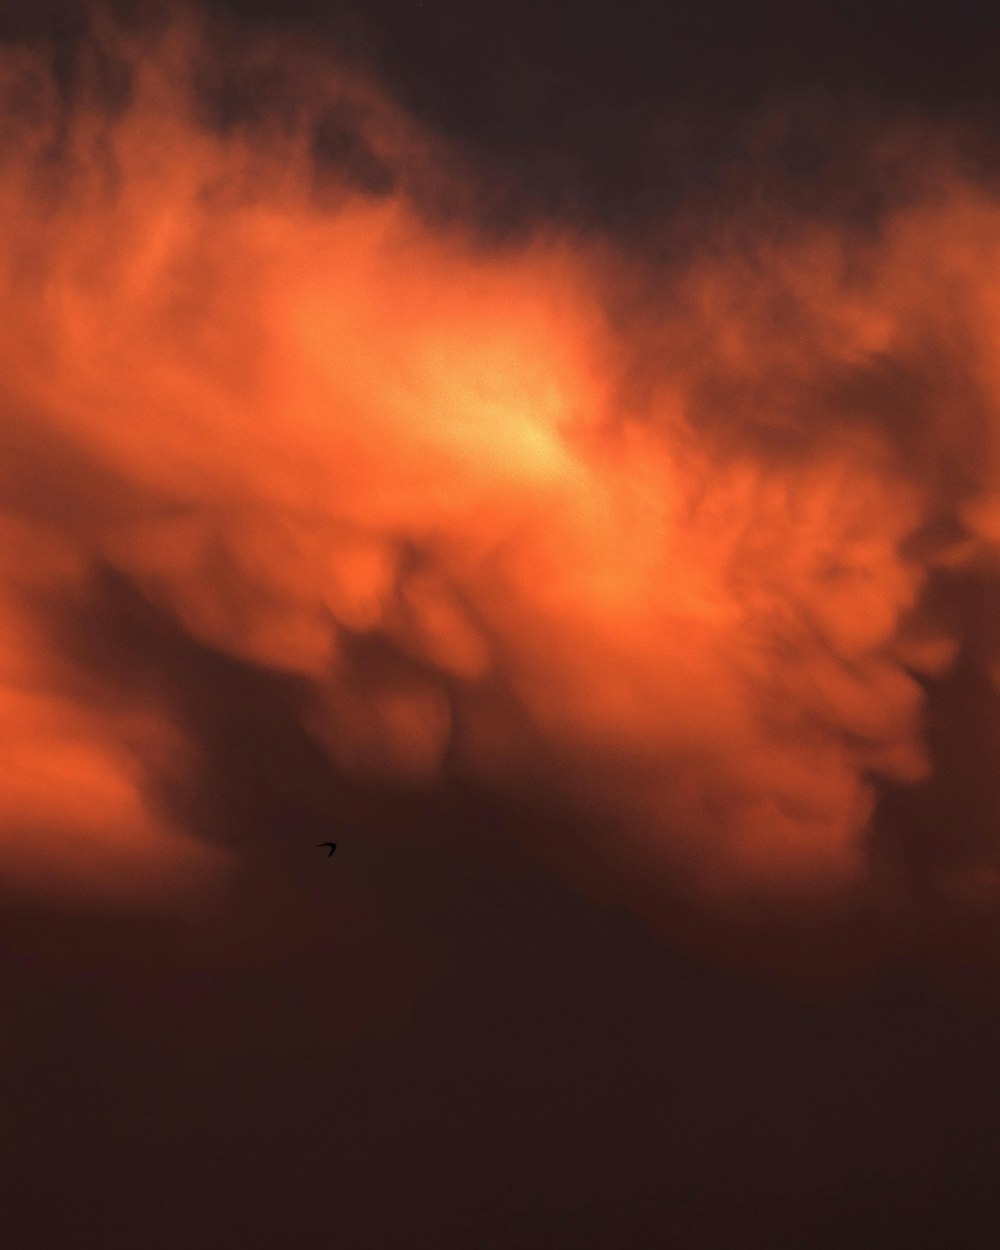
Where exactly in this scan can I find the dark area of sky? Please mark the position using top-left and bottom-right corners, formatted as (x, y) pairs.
(11, 0), (1000, 229)
(3, 3), (1000, 1247)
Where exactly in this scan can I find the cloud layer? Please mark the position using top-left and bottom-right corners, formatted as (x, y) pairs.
(2, 12), (1000, 931)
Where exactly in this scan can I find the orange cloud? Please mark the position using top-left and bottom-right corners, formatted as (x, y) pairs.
(2, 11), (1000, 922)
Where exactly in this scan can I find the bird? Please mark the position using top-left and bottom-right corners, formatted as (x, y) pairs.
(317, 842), (337, 857)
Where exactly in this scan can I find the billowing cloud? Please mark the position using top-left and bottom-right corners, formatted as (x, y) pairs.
(3, 9), (1000, 934)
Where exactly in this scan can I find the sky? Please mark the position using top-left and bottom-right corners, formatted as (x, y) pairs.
(4, 2), (1000, 1246)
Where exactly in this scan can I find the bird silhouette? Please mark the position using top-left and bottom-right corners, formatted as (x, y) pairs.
(317, 842), (337, 857)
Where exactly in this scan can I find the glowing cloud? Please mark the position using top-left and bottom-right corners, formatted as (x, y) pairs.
(2, 12), (1000, 918)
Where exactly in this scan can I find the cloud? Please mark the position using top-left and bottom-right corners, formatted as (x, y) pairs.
(2, 9), (1000, 941)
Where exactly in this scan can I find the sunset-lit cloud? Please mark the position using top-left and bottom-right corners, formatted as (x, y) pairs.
(3, 10), (1000, 922)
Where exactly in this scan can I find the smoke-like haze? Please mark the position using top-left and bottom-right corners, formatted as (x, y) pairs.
(4, 9), (1000, 939)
